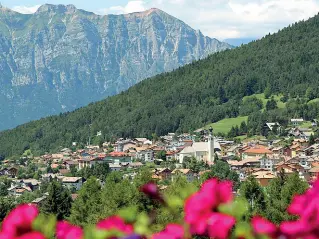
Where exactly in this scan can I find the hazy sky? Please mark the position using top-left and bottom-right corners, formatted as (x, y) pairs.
(1, 0), (319, 40)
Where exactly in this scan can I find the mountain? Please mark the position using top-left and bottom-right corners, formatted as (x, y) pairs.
(1, 14), (319, 157)
(223, 38), (257, 46)
(0, 4), (232, 130)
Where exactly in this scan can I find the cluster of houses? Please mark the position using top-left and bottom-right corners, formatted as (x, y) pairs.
(1, 120), (319, 200)
(224, 139), (319, 186)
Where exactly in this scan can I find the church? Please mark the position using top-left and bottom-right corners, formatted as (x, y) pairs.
(178, 138), (221, 164)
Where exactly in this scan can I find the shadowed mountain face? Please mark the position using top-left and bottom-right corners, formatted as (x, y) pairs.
(0, 4), (232, 130)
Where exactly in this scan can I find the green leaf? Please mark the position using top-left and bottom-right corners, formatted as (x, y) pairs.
(84, 226), (124, 239)
(166, 195), (184, 209)
(134, 212), (151, 235)
(118, 206), (138, 223)
(32, 214), (57, 239)
(218, 198), (249, 220)
(234, 222), (253, 239)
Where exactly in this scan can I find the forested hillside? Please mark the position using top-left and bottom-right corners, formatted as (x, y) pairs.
(2, 14), (319, 157)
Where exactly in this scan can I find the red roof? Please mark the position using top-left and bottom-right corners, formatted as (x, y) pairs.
(244, 145), (272, 155)
(166, 151), (176, 156)
(108, 152), (127, 157)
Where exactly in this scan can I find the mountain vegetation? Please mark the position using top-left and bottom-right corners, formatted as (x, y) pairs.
(2, 13), (319, 157)
(0, 4), (231, 130)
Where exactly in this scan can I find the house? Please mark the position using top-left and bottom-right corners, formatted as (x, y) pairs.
(275, 162), (305, 177)
(105, 152), (131, 163)
(8, 186), (32, 197)
(242, 145), (273, 160)
(293, 139), (309, 147)
(20, 179), (40, 191)
(260, 156), (276, 171)
(172, 169), (196, 182)
(226, 145), (242, 157)
(227, 157), (261, 170)
(61, 177), (83, 191)
(115, 140), (136, 152)
(166, 151), (179, 161)
(289, 128), (313, 140)
(264, 123), (282, 134)
(5, 167), (18, 178)
(289, 156), (311, 168)
(290, 143), (302, 158)
(32, 194), (48, 206)
(309, 166), (319, 177)
(252, 171), (276, 186)
(78, 157), (104, 170)
(291, 119), (304, 126)
(109, 163), (122, 171)
(304, 144), (319, 156)
(272, 146), (285, 156)
(128, 162), (144, 169)
(63, 161), (79, 170)
(41, 173), (64, 182)
(134, 138), (149, 146)
(135, 150), (154, 162)
(152, 168), (172, 181)
(51, 154), (64, 162)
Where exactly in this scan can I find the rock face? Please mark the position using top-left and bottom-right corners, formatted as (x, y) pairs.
(0, 4), (232, 130)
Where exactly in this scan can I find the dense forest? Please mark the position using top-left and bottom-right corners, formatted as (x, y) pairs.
(2, 14), (319, 156)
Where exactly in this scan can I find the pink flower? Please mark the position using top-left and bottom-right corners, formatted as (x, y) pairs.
(0, 232), (45, 239)
(152, 224), (184, 239)
(0, 204), (39, 238)
(56, 221), (83, 239)
(287, 194), (307, 215)
(207, 213), (235, 239)
(280, 220), (309, 238)
(184, 179), (235, 238)
(252, 216), (277, 238)
(16, 232), (46, 239)
(140, 183), (163, 203)
(97, 216), (133, 235)
(279, 177), (319, 238)
(216, 181), (233, 204)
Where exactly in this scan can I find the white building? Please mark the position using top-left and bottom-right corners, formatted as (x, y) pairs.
(291, 118), (304, 126)
(62, 177), (83, 191)
(178, 140), (221, 164)
(109, 163), (122, 171)
(136, 150), (154, 162)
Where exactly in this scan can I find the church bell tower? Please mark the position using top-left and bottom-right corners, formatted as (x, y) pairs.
(208, 127), (214, 163)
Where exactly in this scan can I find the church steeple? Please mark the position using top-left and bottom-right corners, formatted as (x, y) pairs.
(208, 127), (215, 164)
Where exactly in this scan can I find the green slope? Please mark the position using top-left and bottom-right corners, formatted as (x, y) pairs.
(2, 14), (319, 156)
(243, 94), (286, 109)
(204, 117), (248, 134)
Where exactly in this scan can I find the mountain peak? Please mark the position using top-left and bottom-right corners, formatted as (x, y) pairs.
(0, 3), (14, 13)
(123, 8), (166, 18)
(36, 4), (77, 14)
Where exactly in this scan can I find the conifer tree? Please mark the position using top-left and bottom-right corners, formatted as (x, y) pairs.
(41, 180), (72, 220)
(68, 177), (102, 226)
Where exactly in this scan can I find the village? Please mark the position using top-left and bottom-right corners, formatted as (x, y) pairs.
(1, 117), (319, 204)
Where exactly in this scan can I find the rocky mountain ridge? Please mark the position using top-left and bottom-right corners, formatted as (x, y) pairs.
(0, 4), (232, 130)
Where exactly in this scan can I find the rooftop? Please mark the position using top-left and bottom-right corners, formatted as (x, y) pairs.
(243, 145), (273, 154)
(62, 177), (82, 183)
